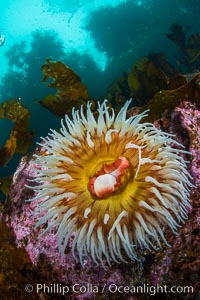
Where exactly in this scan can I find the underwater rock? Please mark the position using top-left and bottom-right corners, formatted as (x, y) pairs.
(1, 156), (140, 299)
(0, 101), (199, 299)
(150, 101), (200, 297)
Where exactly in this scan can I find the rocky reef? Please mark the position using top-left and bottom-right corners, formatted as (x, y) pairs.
(150, 101), (200, 298)
(0, 98), (199, 300)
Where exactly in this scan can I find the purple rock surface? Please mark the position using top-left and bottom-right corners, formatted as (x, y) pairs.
(1, 101), (199, 300)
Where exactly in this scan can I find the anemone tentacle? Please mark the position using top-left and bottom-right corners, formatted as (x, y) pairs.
(29, 100), (192, 266)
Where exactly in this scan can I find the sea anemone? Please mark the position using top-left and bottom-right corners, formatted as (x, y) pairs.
(29, 100), (192, 266)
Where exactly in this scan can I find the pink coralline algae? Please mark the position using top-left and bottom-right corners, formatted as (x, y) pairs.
(1, 101), (199, 300)
(150, 101), (200, 296)
(2, 158), (140, 300)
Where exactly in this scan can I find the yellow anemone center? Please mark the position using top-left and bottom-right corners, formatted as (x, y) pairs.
(54, 131), (150, 232)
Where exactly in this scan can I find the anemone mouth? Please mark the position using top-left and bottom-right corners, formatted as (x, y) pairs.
(29, 100), (192, 267)
(88, 156), (131, 199)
